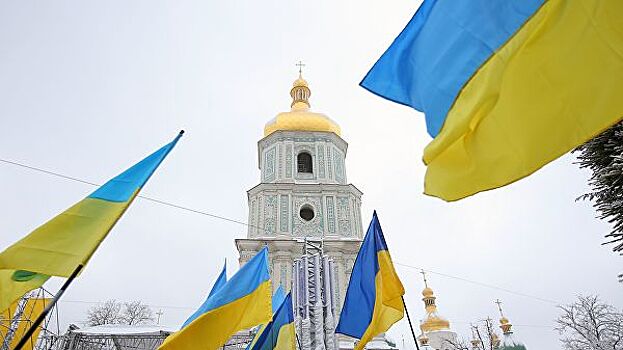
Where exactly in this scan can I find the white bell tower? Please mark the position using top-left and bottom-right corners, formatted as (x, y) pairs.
(236, 71), (363, 312)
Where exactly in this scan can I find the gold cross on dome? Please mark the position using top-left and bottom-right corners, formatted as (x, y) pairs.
(296, 60), (306, 76)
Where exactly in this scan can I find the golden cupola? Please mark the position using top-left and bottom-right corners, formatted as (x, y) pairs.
(495, 300), (528, 350)
(264, 73), (341, 137)
(496, 300), (513, 335)
(419, 271), (451, 332)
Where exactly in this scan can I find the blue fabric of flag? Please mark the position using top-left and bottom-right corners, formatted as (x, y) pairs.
(271, 285), (286, 314)
(182, 261), (228, 328)
(192, 247), (270, 317)
(360, 0), (544, 137)
(335, 211), (387, 338)
(89, 132), (183, 202)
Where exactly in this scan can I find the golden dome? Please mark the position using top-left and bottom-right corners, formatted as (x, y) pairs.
(293, 76), (308, 88)
(420, 315), (451, 332)
(422, 287), (434, 297)
(263, 74), (341, 137)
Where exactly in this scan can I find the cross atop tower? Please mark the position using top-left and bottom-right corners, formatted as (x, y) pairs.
(156, 309), (164, 325)
(296, 60), (306, 76)
(495, 299), (505, 318)
(420, 269), (428, 288)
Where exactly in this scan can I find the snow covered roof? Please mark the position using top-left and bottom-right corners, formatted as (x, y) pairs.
(71, 324), (176, 336)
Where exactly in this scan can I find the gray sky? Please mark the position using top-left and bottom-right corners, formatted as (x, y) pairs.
(0, 1), (621, 349)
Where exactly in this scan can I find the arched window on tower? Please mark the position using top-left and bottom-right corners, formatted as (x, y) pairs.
(297, 152), (313, 174)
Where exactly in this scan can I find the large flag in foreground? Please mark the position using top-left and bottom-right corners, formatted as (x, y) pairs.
(249, 293), (295, 350)
(361, 0), (623, 201)
(160, 247), (272, 350)
(336, 211), (404, 350)
(0, 131), (183, 312)
(181, 261), (228, 328)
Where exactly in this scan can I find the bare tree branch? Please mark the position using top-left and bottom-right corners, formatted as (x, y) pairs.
(555, 295), (623, 350)
(86, 300), (155, 327)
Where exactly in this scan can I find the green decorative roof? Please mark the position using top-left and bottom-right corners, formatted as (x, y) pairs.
(499, 333), (527, 350)
(499, 346), (527, 350)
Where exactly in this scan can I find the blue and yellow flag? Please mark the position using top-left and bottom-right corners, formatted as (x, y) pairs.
(336, 211), (404, 350)
(250, 293), (296, 350)
(362, 0), (623, 201)
(0, 131), (183, 312)
(247, 286), (288, 350)
(160, 247), (272, 350)
(181, 260), (228, 328)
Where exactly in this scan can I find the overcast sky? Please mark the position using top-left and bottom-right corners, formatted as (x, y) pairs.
(1, 1), (621, 349)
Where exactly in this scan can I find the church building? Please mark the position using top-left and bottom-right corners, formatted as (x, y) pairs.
(235, 71), (395, 350)
(235, 71), (363, 309)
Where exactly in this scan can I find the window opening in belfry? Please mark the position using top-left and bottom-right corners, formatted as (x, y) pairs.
(300, 206), (315, 221)
(297, 152), (313, 173)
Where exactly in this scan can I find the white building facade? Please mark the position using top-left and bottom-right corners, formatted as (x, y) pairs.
(235, 73), (364, 315)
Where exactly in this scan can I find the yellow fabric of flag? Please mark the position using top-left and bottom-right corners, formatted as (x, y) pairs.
(354, 251), (404, 350)
(0, 271), (49, 314)
(160, 247), (272, 350)
(0, 133), (181, 311)
(9, 298), (50, 350)
(0, 198), (131, 278)
(1, 300), (18, 343)
(423, 0), (623, 200)
(273, 323), (296, 350)
(160, 281), (272, 350)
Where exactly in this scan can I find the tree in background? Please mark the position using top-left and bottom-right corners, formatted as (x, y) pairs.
(86, 300), (154, 326)
(86, 299), (122, 326)
(556, 295), (623, 350)
(575, 122), (623, 281)
(121, 300), (155, 325)
(443, 319), (501, 350)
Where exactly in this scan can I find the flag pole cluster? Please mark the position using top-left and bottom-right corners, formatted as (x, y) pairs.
(0, 131), (183, 313)
(362, 0), (623, 201)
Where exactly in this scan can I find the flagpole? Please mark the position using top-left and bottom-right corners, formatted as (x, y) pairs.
(401, 296), (420, 350)
(13, 264), (83, 350)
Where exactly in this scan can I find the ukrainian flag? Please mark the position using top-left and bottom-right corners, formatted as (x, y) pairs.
(362, 0), (623, 201)
(250, 293), (296, 350)
(247, 286), (287, 350)
(181, 261), (228, 328)
(160, 247), (272, 350)
(336, 211), (404, 350)
(0, 131), (183, 312)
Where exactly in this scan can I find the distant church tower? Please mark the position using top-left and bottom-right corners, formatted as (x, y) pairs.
(417, 272), (458, 350)
(235, 71), (364, 317)
(496, 301), (528, 350)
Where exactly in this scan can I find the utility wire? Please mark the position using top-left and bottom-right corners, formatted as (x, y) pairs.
(0, 158), (268, 233)
(395, 262), (560, 305)
(1, 157), (562, 307)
